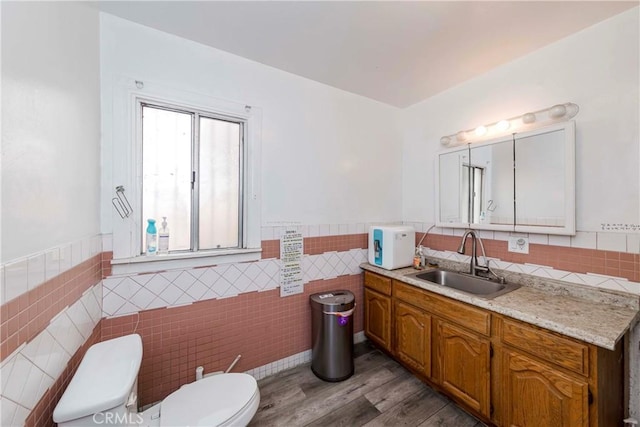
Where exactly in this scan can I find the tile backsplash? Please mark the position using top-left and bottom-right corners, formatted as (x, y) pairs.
(405, 222), (640, 254)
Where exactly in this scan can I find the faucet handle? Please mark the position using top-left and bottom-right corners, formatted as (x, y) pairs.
(484, 259), (506, 284)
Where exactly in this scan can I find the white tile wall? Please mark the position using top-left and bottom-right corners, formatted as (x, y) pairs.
(571, 231), (597, 249)
(47, 312), (86, 357)
(21, 331), (69, 380)
(0, 282), (102, 426)
(529, 233), (549, 245)
(71, 241), (83, 267)
(0, 266), (4, 305)
(59, 244), (72, 272)
(1, 234), (103, 305)
(597, 233), (628, 252)
(629, 234), (640, 254)
(408, 222), (640, 254)
(1, 396), (29, 427)
(27, 254), (46, 291)
(45, 248), (60, 281)
(103, 249), (368, 318)
(3, 260), (28, 304)
(548, 235), (571, 247)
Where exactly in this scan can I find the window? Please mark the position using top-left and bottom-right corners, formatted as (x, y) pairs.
(109, 81), (261, 274)
(141, 101), (244, 254)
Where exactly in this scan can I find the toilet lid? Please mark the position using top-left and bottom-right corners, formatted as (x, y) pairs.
(161, 373), (258, 427)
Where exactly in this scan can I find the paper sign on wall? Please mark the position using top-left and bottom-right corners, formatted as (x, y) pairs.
(280, 230), (304, 297)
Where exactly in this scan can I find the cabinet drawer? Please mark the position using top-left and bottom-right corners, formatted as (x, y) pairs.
(364, 271), (392, 296)
(500, 318), (589, 376)
(394, 281), (490, 336)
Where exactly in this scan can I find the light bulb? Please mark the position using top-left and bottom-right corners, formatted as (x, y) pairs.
(549, 104), (567, 118)
(440, 136), (451, 146)
(565, 103), (579, 119)
(456, 131), (468, 142)
(475, 126), (487, 136)
(522, 113), (536, 124)
(496, 120), (510, 131)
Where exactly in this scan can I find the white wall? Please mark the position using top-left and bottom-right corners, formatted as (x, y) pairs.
(1, 2), (101, 263)
(402, 7), (639, 233)
(100, 13), (403, 247)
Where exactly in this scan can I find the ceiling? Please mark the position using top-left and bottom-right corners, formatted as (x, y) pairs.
(96, 1), (638, 108)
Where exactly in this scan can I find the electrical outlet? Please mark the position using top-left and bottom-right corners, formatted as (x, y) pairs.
(508, 236), (529, 254)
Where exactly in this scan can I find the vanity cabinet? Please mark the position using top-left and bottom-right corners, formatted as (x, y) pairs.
(363, 272), (392, 352)
(393, 280), (491, 417)
(501, 349), (588, 426)
(494, 316), (622, 427)
(394, 300), (431, 376)
(362, 270), (625, 427)
(436, 319), (491, 417)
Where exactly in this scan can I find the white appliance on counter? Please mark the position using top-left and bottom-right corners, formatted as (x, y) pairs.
(368, 225), (415, 270)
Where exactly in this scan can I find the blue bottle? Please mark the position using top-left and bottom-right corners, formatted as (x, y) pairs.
(146, 219), (157, 255)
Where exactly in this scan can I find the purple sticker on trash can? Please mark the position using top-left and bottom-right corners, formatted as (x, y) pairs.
(338, 316), (349, 326)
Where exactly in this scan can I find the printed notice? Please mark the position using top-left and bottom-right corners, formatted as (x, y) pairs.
(600, 223), (640, 233)
(280, 230), (304, 297)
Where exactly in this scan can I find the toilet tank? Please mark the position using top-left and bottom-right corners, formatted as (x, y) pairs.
(53, 334), (143, 427)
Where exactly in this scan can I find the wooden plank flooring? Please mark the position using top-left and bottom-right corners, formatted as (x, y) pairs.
(249, 341), (485, 427)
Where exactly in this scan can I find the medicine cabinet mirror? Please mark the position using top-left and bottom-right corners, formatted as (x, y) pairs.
(436, 121), (575, 235)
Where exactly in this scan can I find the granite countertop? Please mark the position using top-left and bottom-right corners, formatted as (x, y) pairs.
(360, 262), (640, 350)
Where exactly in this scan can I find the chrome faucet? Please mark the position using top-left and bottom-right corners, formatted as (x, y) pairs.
(457, 230), (506, 283)
(457, 230), (489, 276)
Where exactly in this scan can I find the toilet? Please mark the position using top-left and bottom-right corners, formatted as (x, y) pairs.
(53, 334), (260, 427)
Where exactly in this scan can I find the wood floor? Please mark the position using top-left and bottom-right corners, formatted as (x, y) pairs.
(249, 341), (485, 427)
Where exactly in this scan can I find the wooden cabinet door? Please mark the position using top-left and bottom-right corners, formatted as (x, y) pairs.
(394, 301), (431, 377)
(364, 288), (391, 351)
(436, 320), (491, 417)
(503, 350), (588, 427)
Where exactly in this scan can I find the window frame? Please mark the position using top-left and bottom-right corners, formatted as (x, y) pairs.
(109, 79), (262, 274)
(139, 100), (246, 253)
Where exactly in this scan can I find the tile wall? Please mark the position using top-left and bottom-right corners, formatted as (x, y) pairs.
(102, 248), (367, 318)
(102, 274), (364, 407)
(100, 229), (370, 406)
(411, 225), (640, 294)
(1, 235), (103, 305)
(0, 234), (104, 427)
(23, 325), (102, 427)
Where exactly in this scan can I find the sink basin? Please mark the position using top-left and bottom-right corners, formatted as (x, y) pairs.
(407, 269), (520, 299)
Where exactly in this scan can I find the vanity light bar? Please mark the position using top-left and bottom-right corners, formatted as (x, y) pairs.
(440, 102), (579, 146)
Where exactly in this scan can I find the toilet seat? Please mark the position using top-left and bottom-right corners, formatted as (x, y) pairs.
(160, 373), (259, 427)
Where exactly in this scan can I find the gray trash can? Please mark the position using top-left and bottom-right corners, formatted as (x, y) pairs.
(310, 290), (355, 381)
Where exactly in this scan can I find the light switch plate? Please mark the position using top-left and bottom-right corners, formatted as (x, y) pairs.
(508, 236), (529, 254)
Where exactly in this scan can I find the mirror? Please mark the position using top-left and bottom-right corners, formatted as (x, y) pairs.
(436, 121), (575, 235)
(514, 123), (575, 233)
(438, 148), (468, 224)
(470, 140), (513, 226)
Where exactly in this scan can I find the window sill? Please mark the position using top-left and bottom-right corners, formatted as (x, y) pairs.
(110, 248), (263, 275)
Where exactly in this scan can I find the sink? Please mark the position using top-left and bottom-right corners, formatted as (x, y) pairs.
(406, 269), (521, 299)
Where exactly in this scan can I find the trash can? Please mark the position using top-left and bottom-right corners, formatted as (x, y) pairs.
(309, 290), (356, 381)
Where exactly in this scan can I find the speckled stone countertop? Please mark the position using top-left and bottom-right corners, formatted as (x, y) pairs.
(360, 262), (640, 350)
